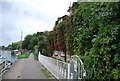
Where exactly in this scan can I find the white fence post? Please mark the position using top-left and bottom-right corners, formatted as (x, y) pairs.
(38, 54), (69, 79)
(38, 52), (40, 62)
(67, 63), (70, 79)
(38, 54), (86, 79)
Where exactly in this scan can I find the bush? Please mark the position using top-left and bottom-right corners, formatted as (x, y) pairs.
(33, 52), (38, 60)
(18, 53), (29, 59)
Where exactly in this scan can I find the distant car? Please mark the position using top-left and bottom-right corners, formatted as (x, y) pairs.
(54, 51), (58, 56)
(61, 51), (65, 57)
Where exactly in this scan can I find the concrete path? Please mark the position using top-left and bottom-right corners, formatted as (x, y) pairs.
(2, 54), (47, 79)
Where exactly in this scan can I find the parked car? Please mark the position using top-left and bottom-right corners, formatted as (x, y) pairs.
(61, 51), (65, 57)
(54, 51), (58, 56)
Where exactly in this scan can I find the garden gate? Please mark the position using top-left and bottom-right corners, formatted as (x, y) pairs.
(70, 55), (86, 79)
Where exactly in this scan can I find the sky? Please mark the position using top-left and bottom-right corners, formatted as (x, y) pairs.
(0, 0), (77, 46)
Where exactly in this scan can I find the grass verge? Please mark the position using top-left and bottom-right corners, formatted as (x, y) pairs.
(18, 53), (30, 59)
(41, 68), (52, 78)
(33, 52), (38, 60)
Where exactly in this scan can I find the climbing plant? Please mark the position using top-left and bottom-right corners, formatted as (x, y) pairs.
(46, 2), (120, 79)
(70, 2), (120, 79)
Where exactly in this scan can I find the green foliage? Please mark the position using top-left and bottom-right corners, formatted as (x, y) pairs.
(70, 2), (120, 79)
(22, 35), (32, 50)
(33, 52), (38, 60)
(85, 25), (120, 79)
(29, 35), (38, 50)
(46, 31), (55, 55)
(22, 31), (48, 56)
(46, 2), (120, 79)
(11, 41), (20, 50)
(41, 68), (52, 78)
(18, 53), (30, 59)
(46, 19), (69, 56)
(42, 48), (47, 56)
(34, 45), (39, 50)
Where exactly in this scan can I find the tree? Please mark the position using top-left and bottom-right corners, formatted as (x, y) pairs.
(22, 35), (32, 49)
(11, 41), (20, 50)
(28, 35), (37, 50)
(22, 31), (48, 56)
(7, 44), (12, 50)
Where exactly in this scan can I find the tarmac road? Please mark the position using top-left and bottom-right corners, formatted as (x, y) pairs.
(2, 53), (47, 79)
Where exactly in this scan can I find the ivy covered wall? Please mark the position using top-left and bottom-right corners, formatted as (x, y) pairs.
(46, 2), (120, 79)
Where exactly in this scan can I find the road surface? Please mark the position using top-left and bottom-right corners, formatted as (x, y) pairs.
(2, 54), (47, 79)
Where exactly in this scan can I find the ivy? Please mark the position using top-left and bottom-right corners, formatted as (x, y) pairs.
(46, 2), (120, 79)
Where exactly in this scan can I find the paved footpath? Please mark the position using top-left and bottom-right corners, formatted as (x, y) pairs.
(2, 53), (47, 79)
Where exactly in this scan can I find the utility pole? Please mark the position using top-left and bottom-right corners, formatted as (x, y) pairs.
(70, 0), (71, 7)
(20, 31), (23, 54)
(69, 0), (71, 7)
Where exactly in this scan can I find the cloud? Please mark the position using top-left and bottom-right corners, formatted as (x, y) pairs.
(0, 0), (77, 46)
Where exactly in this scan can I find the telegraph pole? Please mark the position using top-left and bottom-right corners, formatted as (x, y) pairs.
(70, 0), (71, 7)
(20, 31), (23, 54)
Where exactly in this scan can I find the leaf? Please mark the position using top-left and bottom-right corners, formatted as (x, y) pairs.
(92, 38), (96, 42)
(111, 44), (117, 49)
(114, 53), (120, 63)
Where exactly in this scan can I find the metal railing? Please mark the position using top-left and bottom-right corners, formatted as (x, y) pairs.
(38, 52), (86, 79)
(0, 60), (7, 81)
(39, 53), (70, 79)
